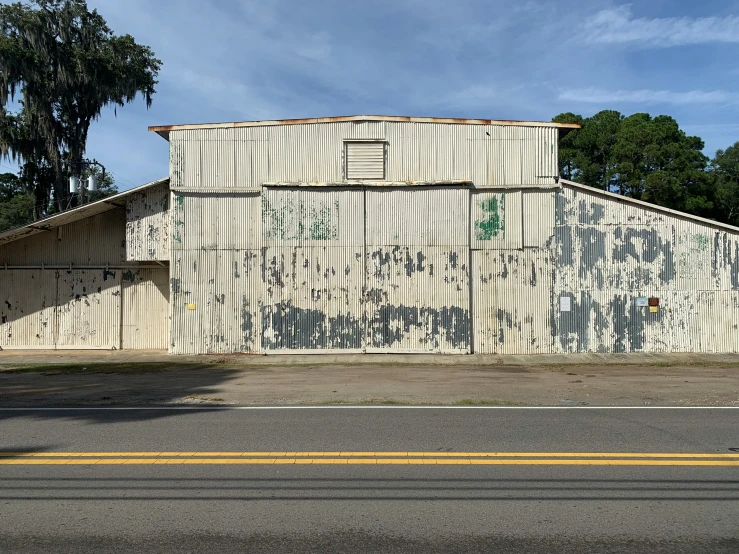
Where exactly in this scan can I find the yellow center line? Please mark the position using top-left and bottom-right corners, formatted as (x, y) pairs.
(1, 458), (739, 466)
(2, 452), (739, 458)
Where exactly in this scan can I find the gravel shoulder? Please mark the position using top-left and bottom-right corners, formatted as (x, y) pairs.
(1, 351), (738, 407)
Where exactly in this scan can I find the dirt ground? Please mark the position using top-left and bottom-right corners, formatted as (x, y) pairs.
(1, 351), (739, 406)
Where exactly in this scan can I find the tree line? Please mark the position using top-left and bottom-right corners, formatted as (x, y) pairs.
(553, 111), (739, 226)
(0, 2), (738, 233)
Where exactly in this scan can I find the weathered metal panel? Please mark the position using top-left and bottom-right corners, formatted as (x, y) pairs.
(537, 127), (558, 184)
(169, 249), (217, 354)
(211, 249), (261, 353)
(365, 188), (470, 352)
(169, 133), (185, 189)
(171, 122), (558, 192)
(502, 126), (522, 185)
(200, 128), (236, 189)
(552, 184), (739, 353)
(473, 249), (553, 354)
(169, 192), (261, 354)
(523, 190), (555, 248)
(125, 181), (170, 261)
(471, 190), (522, 250)
(56, 269), (121, 348)
(234, 126), (268, 189)
(182, 130), (202, 189)
(0, 270), (57, 347)
(366, 187), (468, 247)
(121, 267), (169, 350)
(385, 122), (420, 182)
(261, 188), (363, 351)
(0, 210), (126, 266)
(346, 120), (385, 140)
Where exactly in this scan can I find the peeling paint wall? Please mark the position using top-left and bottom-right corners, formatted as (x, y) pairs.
(166, 117), (739, 355)
(169, 192), (262, 354)
(0, 197), (169, 350)
(553, 185), (739, 353)
(473, 249), (553, 354)
(365, 188), (470, 352)
(169, 122), (559, 190)
(126, 181), (170, 261)
(262, 188), (364, 351)
(0, 269), (122, 349)
(0, 271), (57, 347)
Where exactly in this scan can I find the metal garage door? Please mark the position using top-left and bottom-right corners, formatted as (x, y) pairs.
(261, 187), (365, 352)
(364, 187), (471, 353)
(1, 269), (121, 349)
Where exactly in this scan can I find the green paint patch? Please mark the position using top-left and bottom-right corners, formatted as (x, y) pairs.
(263, 196), (339, 241)
(474, 194), (505, 240)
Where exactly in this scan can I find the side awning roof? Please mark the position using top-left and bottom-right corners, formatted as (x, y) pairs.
(0, 177), (169, 247)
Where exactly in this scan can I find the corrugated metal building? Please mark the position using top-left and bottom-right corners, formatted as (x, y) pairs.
(2, 115), (739, 354)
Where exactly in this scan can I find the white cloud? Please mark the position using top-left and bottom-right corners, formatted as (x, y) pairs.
(559, 87), (739, 105)
(584, 5), (739, 46)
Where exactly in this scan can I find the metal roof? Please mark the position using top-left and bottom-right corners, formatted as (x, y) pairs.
(0, 177), (169, 246)
(560, 179), (739, 234)
(149, 115), (581, 140)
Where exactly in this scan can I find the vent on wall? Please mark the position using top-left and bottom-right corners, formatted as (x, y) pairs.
(345, 141), (386, 180)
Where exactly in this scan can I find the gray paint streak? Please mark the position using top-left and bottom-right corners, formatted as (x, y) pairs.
(262, 301), (362, 350)
(368, 305), (470, 350)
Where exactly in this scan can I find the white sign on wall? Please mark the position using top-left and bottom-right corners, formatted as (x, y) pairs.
(560, 296), (571, 312)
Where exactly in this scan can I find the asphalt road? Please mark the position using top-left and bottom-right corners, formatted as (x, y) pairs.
(1, 407), (739, 553)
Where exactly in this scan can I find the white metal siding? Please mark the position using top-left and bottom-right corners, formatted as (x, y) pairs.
(56, 270), (121, 348)
(0, 210), (126, 266)
(553, 184), (739, 354)
(471, 190), (522, 250)
(122, 268), (169, 349)
(345, 141), (385, 180)
(0, 271), (57, 347)
(170, 122), (561, 191)
(523, 190), (556, 248)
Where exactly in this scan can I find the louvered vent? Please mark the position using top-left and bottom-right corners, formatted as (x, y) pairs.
(345, 141), (385, 180)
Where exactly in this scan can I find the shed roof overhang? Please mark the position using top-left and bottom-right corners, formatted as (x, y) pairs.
(0, 177), (170, 247)
(148, 115), (581, 141)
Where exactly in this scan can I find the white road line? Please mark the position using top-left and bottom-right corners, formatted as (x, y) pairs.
(0, 406), (738, 411)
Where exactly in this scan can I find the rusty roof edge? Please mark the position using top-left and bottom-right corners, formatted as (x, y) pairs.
(560, 179), (739, 234)
(148, 115), (582, 138)
(0, 177), (170, 245)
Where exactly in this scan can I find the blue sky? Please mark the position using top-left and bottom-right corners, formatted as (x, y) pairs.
(20, 0), (739, 190)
